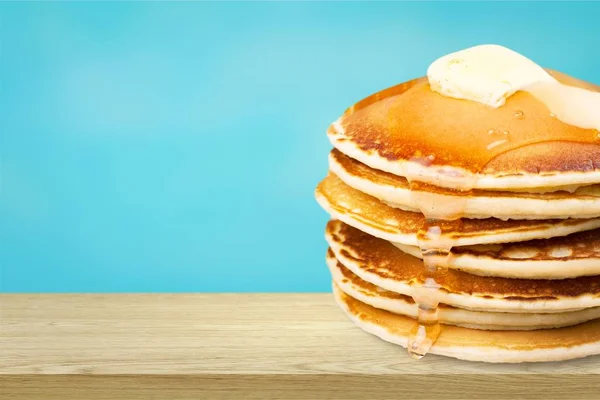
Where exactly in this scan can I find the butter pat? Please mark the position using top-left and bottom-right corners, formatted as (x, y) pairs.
(427, 44), (554, 108)
(427, 44), (600, 131)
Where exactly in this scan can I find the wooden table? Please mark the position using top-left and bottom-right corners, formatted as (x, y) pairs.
(1, 294), (599, 399)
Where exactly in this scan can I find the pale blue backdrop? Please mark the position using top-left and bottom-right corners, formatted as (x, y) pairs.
(2, 2), (600, 292)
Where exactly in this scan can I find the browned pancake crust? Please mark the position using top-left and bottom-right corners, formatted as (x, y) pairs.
(331, 148), (600, 200)
(327, 220), (600, 300)
(455, 229), (600, 261)
(328, 249), (467, 311)
(332, 75), (600, 174)
(328, 248), (412, 302)
(338, 288), (600, 350)
(317, 174), (590, 238)
(484, 141), (600, 175)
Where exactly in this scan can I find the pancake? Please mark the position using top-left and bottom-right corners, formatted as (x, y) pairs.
(333, 283), (600, 363)
(329, 149), (600, 220)
(327, 74), (600, 191)
(326, 220), (600, 312)
(393, 228), (600, 279)
(547, 69), (600, 93)
(315, 174), (600, 246)
(327, 251), (600, 330)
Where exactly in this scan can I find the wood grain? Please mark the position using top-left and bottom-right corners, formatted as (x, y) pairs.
(1, 294), (599, 399)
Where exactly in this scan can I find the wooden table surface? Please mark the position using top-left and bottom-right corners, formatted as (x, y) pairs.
(1, 294), (599, 399)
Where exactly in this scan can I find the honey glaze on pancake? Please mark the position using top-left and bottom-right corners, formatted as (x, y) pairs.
(327, 71), (599, 360)
(334, 76), (600, 174)
(331, 73), (599, 359)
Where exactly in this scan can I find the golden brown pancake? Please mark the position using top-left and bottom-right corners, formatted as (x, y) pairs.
(394, 228), (600, 279)
(326, 220), (600, 312)
(319, 62), (600, 363)
(327, 250), (600, 330)
(328, 74), (600, 190)
(315, 174), (600, 246)
(329, 149), (600, 219)
(334, 283), (600, 363)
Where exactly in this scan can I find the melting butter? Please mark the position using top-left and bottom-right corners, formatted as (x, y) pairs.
(428, 44), (600, 131)
(526, 80), (600, 131)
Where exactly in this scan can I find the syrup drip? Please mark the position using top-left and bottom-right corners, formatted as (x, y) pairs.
(407, 224), (446, 359)
(405, 165), (475, 359)
(400, 73), (595, 358)
(349, 68), (600, 358)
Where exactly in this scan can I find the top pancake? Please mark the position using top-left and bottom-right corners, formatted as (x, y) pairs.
(328, 71), (600, 191)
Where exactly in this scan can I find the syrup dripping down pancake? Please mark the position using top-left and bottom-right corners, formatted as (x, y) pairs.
(329, 149), (600, 220)
(326, 220), (600, 313)
(316, 174), (600, 247)
(327, 250), (600, 330)
(333, 283), (600, 363)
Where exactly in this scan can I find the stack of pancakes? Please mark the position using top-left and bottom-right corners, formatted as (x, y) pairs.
(315, 73), (600, 363)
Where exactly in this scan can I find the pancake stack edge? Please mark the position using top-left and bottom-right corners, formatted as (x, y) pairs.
(315, 74), (600, 363)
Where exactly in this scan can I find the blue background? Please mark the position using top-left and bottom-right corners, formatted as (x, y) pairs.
(2, 2), (600, 292)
